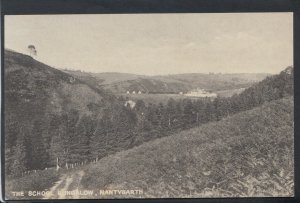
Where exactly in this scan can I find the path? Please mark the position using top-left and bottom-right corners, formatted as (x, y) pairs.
(43, 170), (85, 199)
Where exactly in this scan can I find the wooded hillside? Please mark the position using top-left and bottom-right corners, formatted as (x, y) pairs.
(4, 50), (293, 179)
(81, 97), (294, 197)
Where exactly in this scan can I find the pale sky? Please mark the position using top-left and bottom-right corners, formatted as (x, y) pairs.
(5, 13), (293, 75)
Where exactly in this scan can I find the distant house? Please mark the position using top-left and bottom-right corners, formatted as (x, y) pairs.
(126, 91), (130, 94)
(125, 100), (136, 109)
(69, 77), (75, 83)
(138, 91), (142, 94)
(179, 92), (183, 95)
(132, 91), (136, 94)
(185, 88), (217, 98)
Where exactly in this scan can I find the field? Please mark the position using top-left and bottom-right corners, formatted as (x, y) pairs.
(215, 88), (246, 97)
(119, 93), (215, 105)
(119, 88), (244, 104)
(120, 93), (185, 104)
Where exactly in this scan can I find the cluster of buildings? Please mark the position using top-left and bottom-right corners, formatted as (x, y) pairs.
(126, 91), (143, 94)
(125, 88), (217, 98)
(184, 89), (217, 98)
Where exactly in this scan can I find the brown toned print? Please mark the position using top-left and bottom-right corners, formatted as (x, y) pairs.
(4, 13), (293, 199)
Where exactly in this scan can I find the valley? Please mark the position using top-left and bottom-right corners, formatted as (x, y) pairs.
(4, 49), (294, 199)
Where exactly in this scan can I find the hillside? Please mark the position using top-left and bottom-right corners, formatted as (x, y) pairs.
(5, 50), (293, 176)
(64, 70), (269, 94)
(4, 50), (115, 173)
(4, 50), (294, 199)
(80, 97), (294, 198)
(4, 50), (111, 117)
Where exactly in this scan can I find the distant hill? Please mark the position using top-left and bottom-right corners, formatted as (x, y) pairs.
(154, 72), (270, 92)
(80, 97), (294, 198)
(64, 70), (270, 94)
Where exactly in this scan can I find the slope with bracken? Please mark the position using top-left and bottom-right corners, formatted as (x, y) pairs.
(80, 96), (293, 198)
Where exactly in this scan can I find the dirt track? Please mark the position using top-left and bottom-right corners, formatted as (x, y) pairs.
(43, 170), (85, 199)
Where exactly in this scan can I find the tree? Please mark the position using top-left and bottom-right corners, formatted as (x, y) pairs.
(64, 109), (80, 168)
(30, 120), (49, 169)
(183, 99), (195, 127)
(27, 45), (37, 57)
(10, 133), (27, 176)
(166, 98), (177, 128)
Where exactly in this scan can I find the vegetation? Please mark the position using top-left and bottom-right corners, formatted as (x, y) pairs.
(4, 50), (114, 176)
(4, 49), (294, 198)
(5, 168), (61, 199)
(65, 69), (269, 94)
(80, 97), (294, 198)
(5, 49), (293, 178)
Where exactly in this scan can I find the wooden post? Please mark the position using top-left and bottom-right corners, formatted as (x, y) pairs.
(56, 157), (60, 171)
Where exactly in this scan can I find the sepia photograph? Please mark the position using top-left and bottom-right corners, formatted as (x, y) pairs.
(3, 13), (294, 199)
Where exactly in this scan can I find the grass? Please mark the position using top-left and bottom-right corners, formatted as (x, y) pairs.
(215, 88), (245, 97)
(119, 93), (214, 105)
(80, 97), (294, 198)
(5, 168), (61, 200)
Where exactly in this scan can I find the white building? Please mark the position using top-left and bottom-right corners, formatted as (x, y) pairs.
(126, 91), (130, 94)
(185, 89), (217, 98)
(132, 91), (136, 94)
(138, 91), (142, 94)
(124, 100), (136, 109)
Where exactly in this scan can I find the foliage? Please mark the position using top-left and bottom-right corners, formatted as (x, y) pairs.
(4, 49), (293, 183)
(5, 168), (61, 199)
(80, 97), (294, 198)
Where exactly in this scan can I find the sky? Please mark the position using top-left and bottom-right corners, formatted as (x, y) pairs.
(5, 13), (293, 75)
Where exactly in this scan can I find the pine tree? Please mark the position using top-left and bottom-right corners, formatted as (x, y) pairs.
(166, 98), (177, 128)
(183, 99), (195, 127)
(31, 120), (49, 169)
(10, 134), (27, 177)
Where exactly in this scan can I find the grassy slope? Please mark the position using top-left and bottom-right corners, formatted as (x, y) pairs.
(4, 50), (110, 118)
(80, 97), (294, 198)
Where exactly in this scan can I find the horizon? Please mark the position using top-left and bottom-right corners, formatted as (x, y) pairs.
(5, 13), (293, 75)
(5, 48), (286, 76)
(60, 68), (274, 76)
(5, 48), (287, 76)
